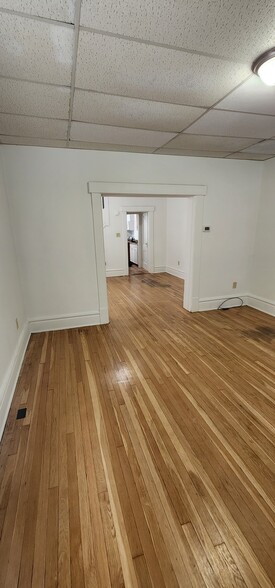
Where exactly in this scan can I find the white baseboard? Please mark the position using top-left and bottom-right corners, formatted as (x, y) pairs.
(246, 294), (275, 317)
(0, 323), (30, 441)
(166, 266), (185, 280)
(106, 268), (126, 277)
(153, 266), (166, 273)
(29, 311), (101, 333)
(197, 293), (275, 315)
(198, 294), (248, 312)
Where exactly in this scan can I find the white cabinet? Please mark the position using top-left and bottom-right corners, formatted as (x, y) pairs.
(130, 242), (138, 265)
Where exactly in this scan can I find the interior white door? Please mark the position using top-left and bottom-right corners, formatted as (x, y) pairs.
(141, 212), (148, 269)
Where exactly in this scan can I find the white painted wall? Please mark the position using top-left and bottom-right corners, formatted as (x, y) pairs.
(1, 146), (263, 324)
(103, 196), (167, 275)
(166, 198), (191, 279)
(249, 158), (275, 316)
(199, 163), (263, 306)
(0, 149), (27, 439)
(2, 147), (100, 331)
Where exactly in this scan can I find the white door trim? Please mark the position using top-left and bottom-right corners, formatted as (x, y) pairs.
(88, 181), (206, 196)
(90, 193), (109, 324)
(87, 182), (207, 323)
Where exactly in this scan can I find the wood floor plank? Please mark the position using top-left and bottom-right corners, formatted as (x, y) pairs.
(98, 490), (124, 588)
(119, 400), (202, 587)
(67, 432), (85, 588)
(117, 444), (166, 588)
(83, 358), (139, 588)
(215, 542), (247, 587)
(119, 412), (180, 588)
(0, 425), (29, 587)
(133, 554), (153, 588)
(57, 347), (71, 588)
(32, 387), (53, 587)
(1, 273), (275, 586)
(17, 336), (51, 588)
(182, 522), (223, 588)
(45, 486), (58, 588)
(73, 375), (111, 587)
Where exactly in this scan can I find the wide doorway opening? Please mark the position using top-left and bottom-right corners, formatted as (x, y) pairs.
(88, 182), (206, 324)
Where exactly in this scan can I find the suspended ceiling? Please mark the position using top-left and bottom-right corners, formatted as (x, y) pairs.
(1, 0), (275, 160)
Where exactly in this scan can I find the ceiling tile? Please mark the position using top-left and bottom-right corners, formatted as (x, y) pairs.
(0, 113), (68, 139)
(156, 149), (230, 158)
(216, 77), (275, 116)
(73, 90), (206, 132)
(166, 134), (257, 152)
(0, 136), (67, 147)
(80, 0), (275, 63)
(69, 141), (155, 153)
(75, 31), (249, 107)
(241, 140), (275, 155)
(226, 152), (272, 160)
(0, 0), (75, 22)
(70, 122), (176, 147)
(186, 110), (275, 139)
(0, 78), (70, 119)
(0, 13), (74, 84)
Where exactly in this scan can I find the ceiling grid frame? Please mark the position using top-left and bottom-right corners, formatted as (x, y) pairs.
(66, 0), (82, 145)
(0, 0), (275, 160)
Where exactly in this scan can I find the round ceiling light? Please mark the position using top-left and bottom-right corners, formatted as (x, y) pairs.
(252, 48), (275, 85)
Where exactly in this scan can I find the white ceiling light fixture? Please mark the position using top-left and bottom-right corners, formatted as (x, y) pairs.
(252, 48), (275, 86)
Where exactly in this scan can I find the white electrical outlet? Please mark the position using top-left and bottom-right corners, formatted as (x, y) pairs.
(177, 261), (180, 266)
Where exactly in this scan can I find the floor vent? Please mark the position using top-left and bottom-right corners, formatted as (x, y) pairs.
(16, 408), (27, 420)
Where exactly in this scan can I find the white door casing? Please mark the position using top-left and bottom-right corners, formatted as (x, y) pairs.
(141, 212), (148, 270)
(137, 213), (143, 268)
(88, 182), (207, 324)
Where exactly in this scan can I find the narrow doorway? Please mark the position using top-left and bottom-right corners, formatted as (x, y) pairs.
(127, 212), (148, 274)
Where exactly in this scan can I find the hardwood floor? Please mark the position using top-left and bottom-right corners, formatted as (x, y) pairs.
(1, 272), (275, 587)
